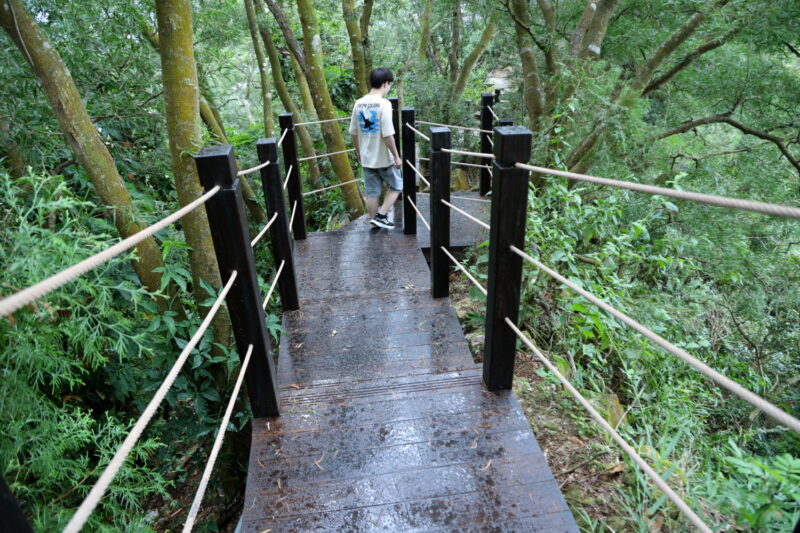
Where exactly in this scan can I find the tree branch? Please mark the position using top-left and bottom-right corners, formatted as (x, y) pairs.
(785, 42), (800, 58)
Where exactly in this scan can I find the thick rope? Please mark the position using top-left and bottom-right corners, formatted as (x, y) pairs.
(282, 165), (294, 191)
(262, 260), (286, 310)
(295, 116), (350, 127)
(504, 318), (712, 533)
(277, 128), (289, 148)
(486, 105), (500, 122)
(303, 178), (361, 197)
(405, 123), (430, 142)
(0, 187), (220, 319)
(515, 163), (800, 220)
(442, 148), (495, 159)
(441, 246), (487, 296)
(419, 156), (493, 172)
(299, 148), (355, 162)
(441, 199), (490, 230)
(451, 195), (491, 204)
(63, 271), (238, 533)
(509, 245), (800, 434)
(183, 343), (253, 532)
(250, 212), (279, 248)
(487, 136), (494, 148)
(237, 160), (270, 177)
(415, 120), (491, 134)
(405, 196), (431, 231)
(289, 200), (298, 230)
(406, 160), (431, 188)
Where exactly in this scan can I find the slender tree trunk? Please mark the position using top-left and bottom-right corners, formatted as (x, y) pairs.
(244, 0), (275, 136)
(0, 116), (26, 179)
(360, 0), (374, 73)
(342, 0), (369, 95)
(291, 54), (317, 120)
(448, 0), (461, 85)
(0, 0), (169, 300)
(154, 0), (231, 342)
(296, 0), (365, 217)
(510, 0), (544, 129)
(417, 0), (432, 63)
(263, 0), (307, 71)
(254, 0), (322, 187)
(451, 16), (497, 101)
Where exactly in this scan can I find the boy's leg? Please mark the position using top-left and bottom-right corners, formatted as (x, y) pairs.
(363, 167), (383, 220)
(367, 196), (380, 219)
(377, 190), (400, 216)
(376, 166), (403, 216)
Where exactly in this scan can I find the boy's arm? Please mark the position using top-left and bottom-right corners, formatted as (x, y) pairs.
(382, 135), (402, 168)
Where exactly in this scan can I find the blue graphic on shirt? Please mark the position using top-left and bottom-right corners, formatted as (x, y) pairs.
(358, 110), (380, 134)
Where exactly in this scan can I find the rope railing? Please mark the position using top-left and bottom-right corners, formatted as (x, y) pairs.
(294, 116), (350, 127)
(302, 178), (361, 197)
(289, 200), (298, 230)
(442, 148), (495, 159)
(406, 160), (431, 188)
(277, 128), (289, 148)
(298, 148), (355, 162)
(405, 123), (430, 142)
(405, 196), (431, 231)
(508, 245), (800, 434)
(183, 343), (253, 532)
(487, 105), (500, 122)
(262, 260), (286, 310)
(504, 318), (712, 533)
(419, 156), (493, 173)
(452, 195), (491, 203)
(250, 212), (278, 248)
(441, 246), (487, 296)
(63, 270), (239, 533)
(282, 165), (294, 191)
(0, 186), (221, 319)
(515, 163), (800, 220)
(416, 120), (491, 134)
(237, 160), (270, 176)
(441, 199), (490, 230)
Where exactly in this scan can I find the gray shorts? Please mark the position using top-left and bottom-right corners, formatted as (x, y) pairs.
(363, 166), (402, 198)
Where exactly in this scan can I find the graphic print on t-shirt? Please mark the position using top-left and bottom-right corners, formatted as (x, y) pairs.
(358, 109), (380, 134)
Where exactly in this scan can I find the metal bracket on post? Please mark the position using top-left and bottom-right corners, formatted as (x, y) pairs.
(479, 92), (494, 196)
(401, 107), (416, 235)
(256, 138), (300, 312)
(194, 144), (281, 417)
(483, 126), (533, 391)
(430, 126), (451, 298)
(278, 113), (307, 240)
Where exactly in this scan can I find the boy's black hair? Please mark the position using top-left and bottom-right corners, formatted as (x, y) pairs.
(369, 67), (394, 89)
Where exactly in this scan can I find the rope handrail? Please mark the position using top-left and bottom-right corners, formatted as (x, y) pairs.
(237, 160), (270, 177)
(515, 163), (800, 220)
(250, 212), (278, 248)
(183, 343), (253, 532)
(415, 120), (491, 134)
(303, 178), (360, 197)
(504, 318), (712, 533)
(288, 200), (298, 230)
(405, 196), (431, 231)
(441, 199), (490, 230)
(441, 246), (487, 296)
(295, 116), (350, 127)
(299, 148), (355, 162)
(404, 123), (430, 142)
(63, 270), (239, 533)
(406, 160), (431, 188)
(442, 148), (495, 159)
(487, 136), (494, 147)
(419, 156), (493, 172)
(0, 186), (221, 319)
(262, 260), (286, 310)
(487, 105), (500, 122)
(277, 128), (289, 148)
(452, 195), (491, 203)
(282, 165), (294, 191)
(509, 244), (800, 434)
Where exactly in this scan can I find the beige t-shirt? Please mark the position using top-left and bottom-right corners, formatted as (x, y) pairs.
(349, 94), (395, 169)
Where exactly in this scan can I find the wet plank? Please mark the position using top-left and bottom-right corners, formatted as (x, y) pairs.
(244, 225), (576, 531)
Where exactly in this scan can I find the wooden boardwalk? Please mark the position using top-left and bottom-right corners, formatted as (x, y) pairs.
(242, 213), (577, 531)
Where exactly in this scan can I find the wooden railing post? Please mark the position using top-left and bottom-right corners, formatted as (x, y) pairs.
(430, 126), (451, 298)
(499, 119), (513, 127)
(401, 107), (416, 235)
(1, 473), (33, 533)
(479, 92), (494, 196)
(278, 113), (306, 240)
(256, 138), (300, 312)
(194, 145), (280, 417)
(494, 88), (501, 103)
(483, 126), (533, 391)
(389, 96), (400, 149)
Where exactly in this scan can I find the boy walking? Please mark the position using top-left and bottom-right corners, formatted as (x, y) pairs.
(349, 67), (402, 229)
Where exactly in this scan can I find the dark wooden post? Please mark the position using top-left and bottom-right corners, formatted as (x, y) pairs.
(483, 126), (533, 391)
(389, 96), (400, 150)
(279, 113), (306, 240)
(195, 145), (280, 417)
(499, 119), (513, 127)
(257, 138), (300, 312)
(479, 92), (494, 196)
(1, 474), (33, 533)
(401, 107), (417, 235)
(430, 127), (451, 298)
(494, 88), (501, 103)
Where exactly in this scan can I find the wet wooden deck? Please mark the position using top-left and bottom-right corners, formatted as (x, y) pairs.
(242, 211), (577, 531)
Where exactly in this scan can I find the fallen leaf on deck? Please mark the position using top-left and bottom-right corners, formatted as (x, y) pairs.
(479, 460), (493, 471)
(290, 383), (302, 390)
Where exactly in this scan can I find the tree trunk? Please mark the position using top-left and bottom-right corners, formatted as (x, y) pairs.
(0, 0), (168, 300)
(510, 0), (544, 129)
(360, 0), (373, 73)
(154, 0), (231, 341)
(0, 116), (26, 180)
(451, 16), (497, 101)
(448, 0), (461, 85)
(244, 0), (275, 136)
(342, 0), (370, 95)
(254, 0), (322, 187)
(296, 0), (365, 217)
(291, 53), (317, 120)
(263, 0), (307, 72)
(417, 0), (432, 63)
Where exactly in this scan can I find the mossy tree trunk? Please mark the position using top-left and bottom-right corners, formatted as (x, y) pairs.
(245, 0), (275, 137)
(0, 0), (170, 302)
(291, 53), (318, 120)
(342, 0), (369, 95)
(417, 0), (432, 63)
(0, 115), (26, 180)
